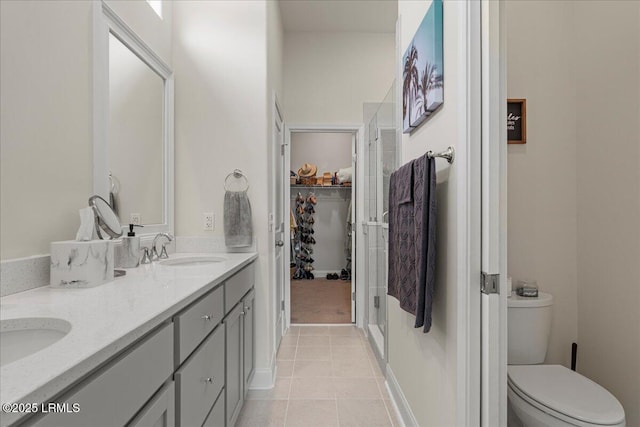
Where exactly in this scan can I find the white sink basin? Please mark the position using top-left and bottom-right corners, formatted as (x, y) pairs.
(1, 318), (71, 367)
(159, 256), (226, 267)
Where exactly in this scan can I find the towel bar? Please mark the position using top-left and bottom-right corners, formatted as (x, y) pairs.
(426, 146), (455, 164)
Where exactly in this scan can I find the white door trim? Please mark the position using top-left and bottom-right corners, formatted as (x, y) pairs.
(271, 92), (285, 357)
(455, 0), (483, 426)
(284, 124), (364, 329)
(480, 0), (508, 426)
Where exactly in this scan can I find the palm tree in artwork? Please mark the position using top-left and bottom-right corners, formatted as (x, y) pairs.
(402, 44), (420, 124)
(417, 62), (437, 114)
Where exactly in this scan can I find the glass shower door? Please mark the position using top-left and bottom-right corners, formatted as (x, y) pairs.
(364, 82), (398, 354)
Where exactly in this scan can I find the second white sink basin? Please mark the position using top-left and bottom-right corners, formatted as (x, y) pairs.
(1, 318), (71, 367)
(159, 256), (226, 267)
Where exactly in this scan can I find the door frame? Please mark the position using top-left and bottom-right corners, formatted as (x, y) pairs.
(283, 124), (365, 329)
(480, 0), (508, 425)
(270, 92), (285, 354)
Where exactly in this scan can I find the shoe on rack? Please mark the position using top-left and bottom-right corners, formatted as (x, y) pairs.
(308, 216), (315, 224)
(340, 269), (349, 280)
(296, 192), (304, 203)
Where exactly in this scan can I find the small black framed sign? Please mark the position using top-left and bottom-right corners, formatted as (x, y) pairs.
(507, 99), (526, 144)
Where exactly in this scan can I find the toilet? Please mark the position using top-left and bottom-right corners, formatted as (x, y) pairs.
(507, 292), (626, 427)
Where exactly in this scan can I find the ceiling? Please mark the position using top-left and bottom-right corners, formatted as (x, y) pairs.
(279, 0), (397, 33)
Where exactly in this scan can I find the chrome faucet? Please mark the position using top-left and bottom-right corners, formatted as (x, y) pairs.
(152, 233), (174, 260)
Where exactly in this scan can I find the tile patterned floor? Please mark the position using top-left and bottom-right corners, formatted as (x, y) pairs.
(237, 325), (401, 427)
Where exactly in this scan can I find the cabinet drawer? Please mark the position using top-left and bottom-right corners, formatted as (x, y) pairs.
(202, 391), (225, 427)
(32, 323), (173, 427)
(174, 285), (224, 365)
(175, 325), (225, 427)
(225, 263), (254, 310)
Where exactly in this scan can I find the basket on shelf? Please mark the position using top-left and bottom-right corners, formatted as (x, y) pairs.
(299, 176), (316, 186)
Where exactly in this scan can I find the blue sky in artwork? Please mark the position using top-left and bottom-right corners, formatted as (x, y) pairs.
(413, 0), (443, 80)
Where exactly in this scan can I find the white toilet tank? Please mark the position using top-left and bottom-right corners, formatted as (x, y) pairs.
(508, 292), (553, 365)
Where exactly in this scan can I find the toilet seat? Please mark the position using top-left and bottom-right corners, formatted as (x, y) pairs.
(508, 365), (625, 426)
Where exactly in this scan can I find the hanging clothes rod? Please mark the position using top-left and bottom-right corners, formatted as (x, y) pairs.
(426, 146), (455, 164)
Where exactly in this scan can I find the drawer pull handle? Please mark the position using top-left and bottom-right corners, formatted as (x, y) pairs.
(204, 377), (214, 383)
(240, 311), (246, 316)
(202, 315), (212, 321)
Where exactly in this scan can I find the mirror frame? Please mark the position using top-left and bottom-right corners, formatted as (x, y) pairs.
(92, 1), (174, 238)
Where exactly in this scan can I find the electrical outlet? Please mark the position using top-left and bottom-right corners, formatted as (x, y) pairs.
(203, 213), (214, 231)
(130, 213), (141, 225)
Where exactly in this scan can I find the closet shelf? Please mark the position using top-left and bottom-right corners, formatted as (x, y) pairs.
(291, 185), (351, 190)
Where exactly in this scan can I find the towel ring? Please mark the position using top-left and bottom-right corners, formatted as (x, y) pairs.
(224, 169), (250, 192)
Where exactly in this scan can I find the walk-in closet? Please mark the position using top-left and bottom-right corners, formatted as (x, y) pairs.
(289, 132), (355, 324)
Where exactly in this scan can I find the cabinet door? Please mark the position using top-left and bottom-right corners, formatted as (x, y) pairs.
(225, 303), (244, 427)
(127, 381), (175, 427)
(242, 289), (255, 395)
(202, 391), (225, 427)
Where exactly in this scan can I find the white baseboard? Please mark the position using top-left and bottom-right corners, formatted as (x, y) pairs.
(386, 365), (418, 427)
(248, 352), (276, 390)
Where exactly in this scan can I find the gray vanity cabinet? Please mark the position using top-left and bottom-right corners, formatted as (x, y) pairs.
(175, 323), (225, 427)
(224, 303), (244, 427)
(30, 323), (174, 427)
(17, 261), (256, 427)
(202, 393), (225, 427)
(127, 382), (175, 427)
(242, 289), (256, 394)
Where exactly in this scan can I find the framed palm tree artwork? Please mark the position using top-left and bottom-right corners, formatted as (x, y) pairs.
(402, 0), (444, 133)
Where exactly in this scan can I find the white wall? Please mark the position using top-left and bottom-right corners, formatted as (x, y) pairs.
(0, 0), (172, 261)
(0, 0), (93, 260)
(291, 132), (352, 173)
(387, 1), (463, 425)
(506, 0), (578, 367)
(283, 32), (395, 124)
(574, 2), (640, 425)
(173, 0), (276, 385)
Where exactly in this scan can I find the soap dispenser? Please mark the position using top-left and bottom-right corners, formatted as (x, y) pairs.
(116, 224), (143, 268)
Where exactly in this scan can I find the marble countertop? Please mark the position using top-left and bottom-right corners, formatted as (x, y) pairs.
(0, 252), (257, 424)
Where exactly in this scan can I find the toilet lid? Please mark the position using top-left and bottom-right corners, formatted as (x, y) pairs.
(508, 365), (625, 425)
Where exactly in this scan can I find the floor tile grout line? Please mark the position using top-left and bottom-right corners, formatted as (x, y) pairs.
(282, 343), (295, 427)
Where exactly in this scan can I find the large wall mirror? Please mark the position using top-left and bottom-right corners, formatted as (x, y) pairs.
(93, 1), (174, 237)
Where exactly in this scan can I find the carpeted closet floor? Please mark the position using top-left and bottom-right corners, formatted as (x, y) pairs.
(291, 279), (352, 324)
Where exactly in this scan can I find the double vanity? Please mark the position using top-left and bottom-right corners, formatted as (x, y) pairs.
(0, 253), (257, 427)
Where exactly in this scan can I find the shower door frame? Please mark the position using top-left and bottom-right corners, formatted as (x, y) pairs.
(283, 124), (364, 328)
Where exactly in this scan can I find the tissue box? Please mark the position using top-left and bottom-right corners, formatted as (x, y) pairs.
(50, 240), (114, 288)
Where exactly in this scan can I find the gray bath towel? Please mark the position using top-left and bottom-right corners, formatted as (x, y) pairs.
(224, 191), (253, 247)
(388, 154), (437, 332)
